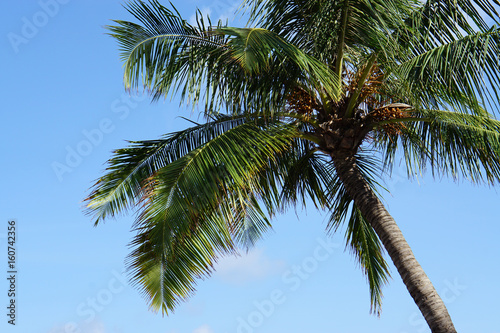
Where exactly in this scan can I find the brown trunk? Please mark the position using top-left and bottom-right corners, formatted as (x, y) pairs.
(332, 154), (457, 333)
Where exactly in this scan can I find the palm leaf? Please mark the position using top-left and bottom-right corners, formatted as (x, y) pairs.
(107, 0), (341, 115)
(377, 109), (500, 184)
(395, 29), (500, 112)
(108, 0), (230, 107)
(345, 207), (390, 315)
(278, 141), (331, 209)
(219, 27), (341, 100)
(85, 115), (249, 224)
(125, 121), (298, 313)
(245, 0), (412, 62)
(316, 153), (390, 315)
(128, 206), (235, 313)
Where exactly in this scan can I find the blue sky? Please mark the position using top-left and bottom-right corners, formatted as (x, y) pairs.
(1, 1), (500, 333)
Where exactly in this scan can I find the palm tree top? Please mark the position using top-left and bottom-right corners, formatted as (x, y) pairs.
(86, 0), (500, 330)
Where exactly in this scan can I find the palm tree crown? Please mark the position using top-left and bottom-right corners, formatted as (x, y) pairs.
(85, 0), (500, 331)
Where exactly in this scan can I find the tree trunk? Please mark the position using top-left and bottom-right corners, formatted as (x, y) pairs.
(332, 154), (457, 333)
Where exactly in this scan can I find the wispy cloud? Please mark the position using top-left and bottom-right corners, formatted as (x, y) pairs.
(214, 248), (285, 284)
(48, 319), (107, 333)
(192, 324), (213, 333)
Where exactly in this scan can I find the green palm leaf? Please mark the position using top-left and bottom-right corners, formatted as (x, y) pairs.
(324, 153), (390, 315)
(107, 0), (341, 115)
(245, 0), (412, 61)
(108, 0), (229, 107)
(377, 109), (500, 184)
(219, 27), (341, 99)
(101, 120), (297, 313)
(395, 30), (500, 112)
(345, 207), (390, 315)
(85, 115), (248, 224)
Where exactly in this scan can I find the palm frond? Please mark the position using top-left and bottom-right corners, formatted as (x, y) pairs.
(345, 207), (390, 316)
(317, 153), (390, 315)
(219, 27), (341, 100)
(127, 207), (234, 313)
(228, 192), (273, 249)
(377, 109), (500, 184)
(108, 0), (230, 108)
(107, 0), (341, 116)
(397, 0), (500, 46)
(125, 121), (298, 313)
(245, 0), (412, 63)
(325, 187), (390, 316)
(85, 115), (247, 224)
(395, 29), (500, 113)
(278, 142), (331, 209)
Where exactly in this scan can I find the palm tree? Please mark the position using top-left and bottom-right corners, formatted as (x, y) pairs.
(84, 0), (500, 332)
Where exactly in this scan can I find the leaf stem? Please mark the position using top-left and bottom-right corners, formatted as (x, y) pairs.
(372, 117), (431, 127)
(344, 53), (377, 118)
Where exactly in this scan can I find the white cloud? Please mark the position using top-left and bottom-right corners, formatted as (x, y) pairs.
(48, 319), (106, 333)
(213, 2), (239, 23)
(214, 248), (285, 284)
(192, 324), (213, 333)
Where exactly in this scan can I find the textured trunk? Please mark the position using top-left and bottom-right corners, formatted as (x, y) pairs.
(332, 154), (457, 333)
